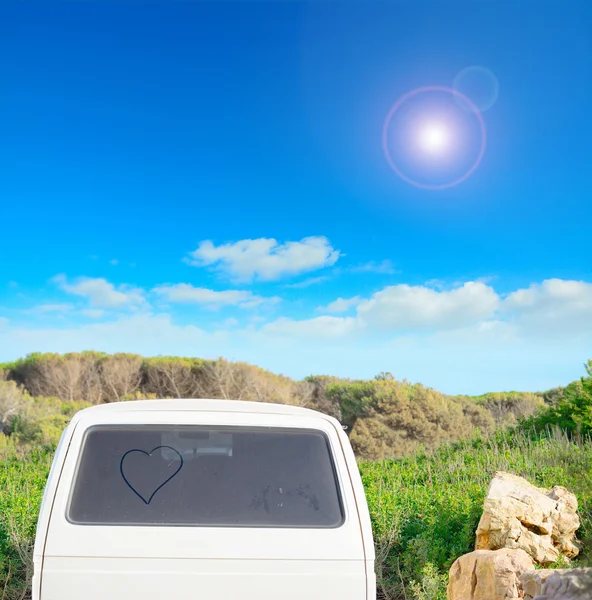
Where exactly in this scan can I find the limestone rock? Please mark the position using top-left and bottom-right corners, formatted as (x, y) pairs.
(475, 472), (580, 565)
(529, 568), (592, 600)
(447, 548), (534, 600)
(521, 569), (572, 599)
(548, 487), (581, 558)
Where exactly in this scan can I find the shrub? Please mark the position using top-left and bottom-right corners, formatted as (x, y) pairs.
(360, 429), (592, 599)
(0, 425), (591, 599)
(8, 396), (91, 447)
(409, 562), (448, 600)
(0, 381), (27, 434)
(472, 391), (543, 427)
(1, 353), (591, 598)
(0, 445), (54, 599)
(327, 379), (496, 458)
(518, 360), (592, 439)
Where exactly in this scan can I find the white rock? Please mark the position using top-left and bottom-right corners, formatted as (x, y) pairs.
(475, 472), (580, 565)
(447, 548), (534, 600)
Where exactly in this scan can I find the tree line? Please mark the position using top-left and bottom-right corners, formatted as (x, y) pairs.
(0, 351), (572, 459)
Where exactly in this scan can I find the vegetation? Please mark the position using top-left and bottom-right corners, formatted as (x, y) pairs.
(0, 352), (546, 458)
(0, 353), (591, 599)
(0, 443), (52, 600)
(362, 429), (592, 599)
(519, 360), (592, 440)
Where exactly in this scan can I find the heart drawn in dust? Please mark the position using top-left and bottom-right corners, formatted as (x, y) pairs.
(119, 445), (184, 505)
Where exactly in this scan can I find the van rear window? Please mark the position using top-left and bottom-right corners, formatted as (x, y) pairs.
(67, 425), (344, 528)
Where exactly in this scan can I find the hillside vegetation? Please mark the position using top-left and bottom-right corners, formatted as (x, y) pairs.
(0, 354), (590, 600)
(0, 352), (549, 458)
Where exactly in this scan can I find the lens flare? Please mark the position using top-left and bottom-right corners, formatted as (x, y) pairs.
(418, 122), (449, 154)
(382, 86), (486, 190)
(453, 66), (499, 113)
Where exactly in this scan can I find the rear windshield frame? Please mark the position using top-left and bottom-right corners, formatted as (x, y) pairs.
(65, 423), (346, 529)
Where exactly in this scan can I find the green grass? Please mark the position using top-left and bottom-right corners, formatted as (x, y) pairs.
(1, 431), (591, 600)
(0, 440), (53, 600)
(360, 429), (592, 600)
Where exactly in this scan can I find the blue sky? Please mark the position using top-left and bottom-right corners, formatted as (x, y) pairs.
(1, 1), (591, 394)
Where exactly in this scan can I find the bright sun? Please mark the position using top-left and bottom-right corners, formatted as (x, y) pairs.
(418, 123), (449, 154)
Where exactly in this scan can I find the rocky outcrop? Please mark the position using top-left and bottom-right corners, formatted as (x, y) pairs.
(447, 548), (534, 600)
(447, 471), (590, 600)
(475, 472), (580, 565)
(547, 487), (581, 559)
(526, 568), (592, 600)
(521, 569), (570, 599)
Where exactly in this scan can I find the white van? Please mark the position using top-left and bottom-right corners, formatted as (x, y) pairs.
(33, 399), (376, 600)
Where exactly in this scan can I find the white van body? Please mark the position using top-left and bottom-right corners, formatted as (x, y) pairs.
(33, 399), (376, 600)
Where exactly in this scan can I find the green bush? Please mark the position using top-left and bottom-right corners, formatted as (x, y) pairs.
(0, 444), (53, 600)
(1, 352), (564, 457)
(0, 356), (591, 599)
(518, 360), (592, 439)
(326, 378), (496, 458)
(1, 429), (590, 600)
(8, 396), (91, 447)
(360, 430), (592, 599)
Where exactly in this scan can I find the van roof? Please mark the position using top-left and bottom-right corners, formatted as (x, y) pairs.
(71, 398), (335, 423)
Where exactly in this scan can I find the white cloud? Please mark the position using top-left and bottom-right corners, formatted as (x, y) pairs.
(285, 278), (592, 340)
(262, 315), (357, 339)
(504, 279), (592, 310)
(0, 314), (219, 361)
(0, 310), (589, 396)
(30, 303), (75, 314)
(285, 276), (330, 289)
(503, 279), (592, 334)
(81, 309), (106, 319)
(270, 278), (592, 340)
(52, 274), (145, 308)
(356, 281), (500, 332)
(185, 236), (340, 282)
(424, 279), (446, 290)
(476, 275), (498, 285)
(278, 281), (500, 336)
(110, 259), (119, 266)
(1, 277), (591, 395)
(214, 317), (240, 329)
(319, 296), (362, 314)
(348, 260), (397, 275)
(423, 275), (498, 292)
(153, 283), (280, 309)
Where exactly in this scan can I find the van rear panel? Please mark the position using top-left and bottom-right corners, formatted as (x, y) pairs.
(38, 410), (372, 600)
(41, 558), (366, 600)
